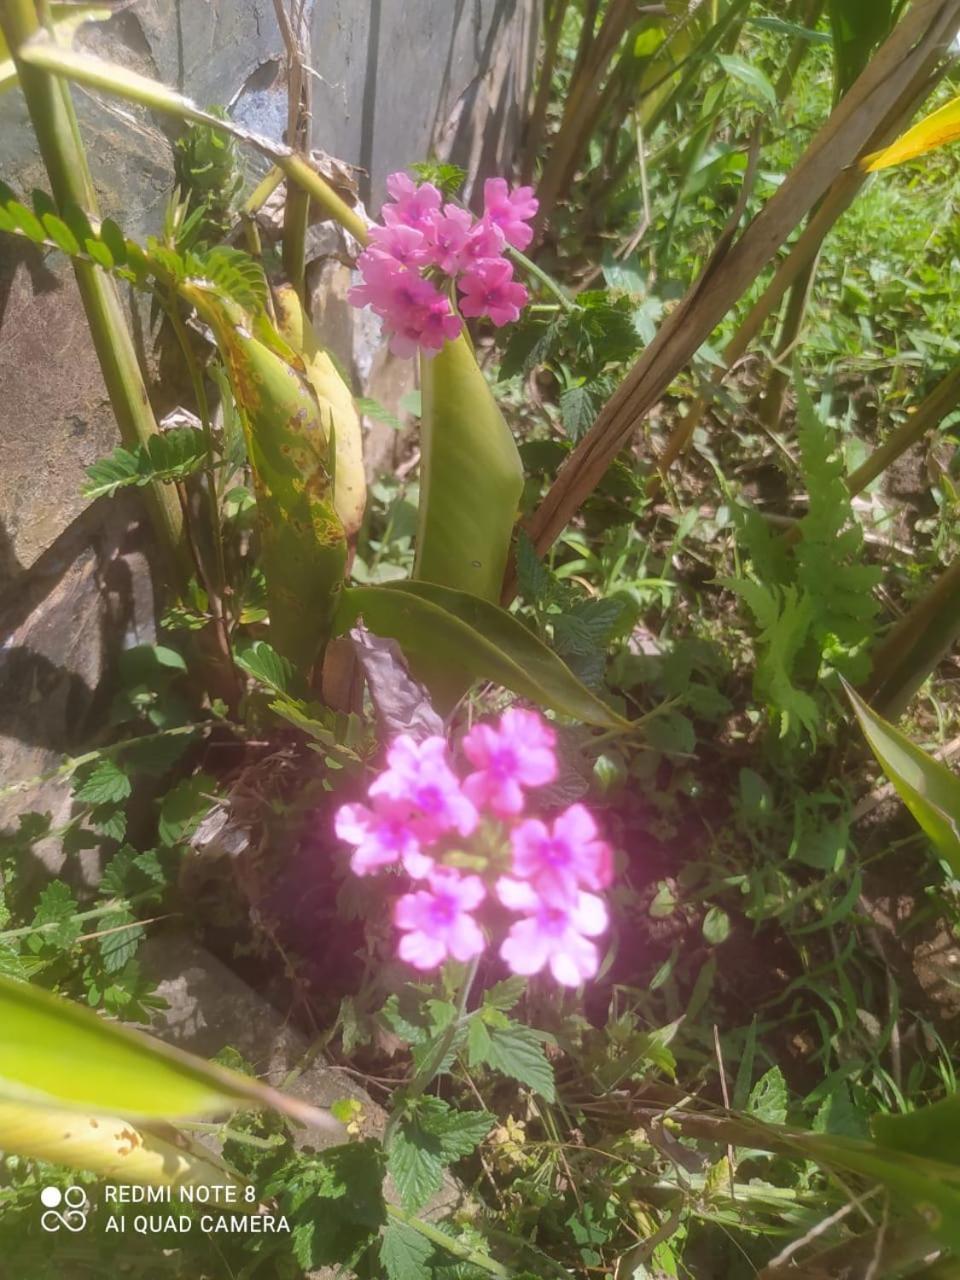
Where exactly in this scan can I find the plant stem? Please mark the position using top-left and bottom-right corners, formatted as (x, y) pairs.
(0, 0), (189, 588)
(0, 723), (203, 801)
(407, 957), (480, 1105)
(384, 1204), (514, 1278)
(509, 247), (575, 312)
(0, 893), (158, 943)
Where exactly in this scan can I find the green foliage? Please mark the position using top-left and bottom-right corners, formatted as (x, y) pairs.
(83, 426), (208, 499)
(724, 373), (880, 739)
(387, 1095), (493, 1212)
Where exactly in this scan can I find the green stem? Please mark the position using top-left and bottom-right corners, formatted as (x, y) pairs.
(508, 246), (576, 313)
(384, 1204), (513, 1279)
(408, 957), (480, 1105)
(0, 723), (203, 801)
(0, 0), (189, 588)
(0, 892), (157, 943)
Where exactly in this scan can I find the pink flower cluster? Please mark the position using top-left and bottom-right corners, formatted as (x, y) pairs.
(334, 709), (613, 987)
(347, 172), (537, 358)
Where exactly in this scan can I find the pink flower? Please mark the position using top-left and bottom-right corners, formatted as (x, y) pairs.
(366, 222), (430, 268)
(334, 799), (434, 879)
(370, 735), (478, 841)
(461, 215), (506, 267)
(383, 172), (442, 230)
(510, 803), (613, 903)
(424, 203), (475, 274)
(482, 178), (538, 251)
(458, 258), (528, 327)
(497, 877), (607, 986)
(395, 868), (486, 969)
(462, 707), (557, 817)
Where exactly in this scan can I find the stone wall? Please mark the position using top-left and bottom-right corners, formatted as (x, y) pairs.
(0, 0), (538, 824)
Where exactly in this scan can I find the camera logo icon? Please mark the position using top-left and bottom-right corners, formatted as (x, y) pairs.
(40, 1186), (89, 1232)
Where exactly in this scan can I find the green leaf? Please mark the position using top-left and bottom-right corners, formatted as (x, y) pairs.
(31, 882), (80, 951)
(74, 758), (133, 806)
(387, 1096), (493, 1211)
(828, 0), (894, 99)
(748, 1067), (788, 1127)
(845, 682), (960, 877)
(283, 1142), (385, 1268)
(716, 53), (777, 108)
(559, 383), (598, 441)
(158, 774), (216, 847)
(338, 581), (629, 727)
(417, 334), (523, 602)
(0, 974), (340, 1130)
(483, 975), (527, 1012)
(381, 1217), (436, 1280)
(470, 1020), (556, 1101)
(82, 428), (207, 499)
(235, 640), (297, 695)
(872, 1094), (960, 1166)
(702, 905), (731, 946)
(97, 909), (144, 973)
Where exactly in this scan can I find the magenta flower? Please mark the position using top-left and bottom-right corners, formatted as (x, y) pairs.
(462, 707), (557, 816)
(370, 735), (478, 841)
(482, 178), (538, 251)
(497, 877), (607, 986)
(510, 803), (613, 903)
(459, 215), (506, 268)
(382, 172), (443, 230)
(424, 203), (474, 274)
(395, 868), (486, 969)
(334, 799), (434, 879)
(458, 258), (528, 327)
(366, 222), (430, 268)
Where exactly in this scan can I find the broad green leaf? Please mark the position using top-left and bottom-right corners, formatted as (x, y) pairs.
(0, 974), (340, 1131)
(181, 286), (346, 672)
(863, 92), (960, 172)
(386, 1096), (492, 1211)
(74, 757), (132, 805)
(0, 1099), (247, 1191)
(380, 1218), (435, 1280)
(0, 5), (111, 95)
(338, 581), (630, 726)
(845, 682), (960, 875)
(471, 1020), (556, 1101)
(416, 334), (523, 602)
(274, 283), (366, 539)
(872, 1094), (960, 1166)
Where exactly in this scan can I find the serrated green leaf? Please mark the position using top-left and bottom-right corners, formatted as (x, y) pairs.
(74, 758), (132, 806)
(31, 882), (80, 951)
(483, 975), (527, 1012)
(470, 1020), (556, 1101)
(97, 909), (144, 973)
(387, 1097), (492, 1211)
(559, 383), (597, 441)
(381, 1217), (435, 1280)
